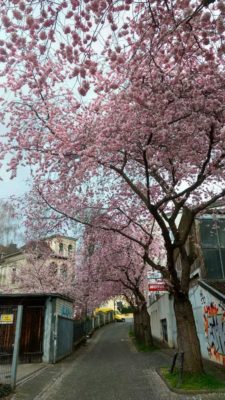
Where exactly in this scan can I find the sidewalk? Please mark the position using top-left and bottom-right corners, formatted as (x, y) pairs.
(16, 363), (48, 385)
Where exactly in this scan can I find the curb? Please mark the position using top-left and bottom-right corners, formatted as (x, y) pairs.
(16, 365), (49, 386)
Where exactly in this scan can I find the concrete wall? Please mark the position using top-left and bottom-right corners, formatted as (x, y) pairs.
(148, 293), (176, 348)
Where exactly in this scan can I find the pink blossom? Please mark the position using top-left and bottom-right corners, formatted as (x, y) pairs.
(39, 45), (46, 55)
(80, 67), (86, 78)
(64, 26), (71, 35)
(2, 16), (11, 28)
(78, 86), (87, 96)
(39, 31), (47, 41)
(26, 16), (34, 27)
(13, 10), (23, 20)
(216, 17), (224, 34)
(43, 19), (54, 28)
(72, 67), (80, 76)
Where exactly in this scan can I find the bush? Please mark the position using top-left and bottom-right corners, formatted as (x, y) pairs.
(0, 385), (12, 398)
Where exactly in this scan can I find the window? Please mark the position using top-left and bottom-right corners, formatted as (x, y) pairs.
(11, 267), (16, 284)
(59, 243), (64, 254)
(68, 244), (73, 255)
(199, 218), (225, 279)
(161, 318), (168, 342)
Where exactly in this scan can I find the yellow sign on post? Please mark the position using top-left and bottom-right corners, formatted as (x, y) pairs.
(0, 314), (14, 324)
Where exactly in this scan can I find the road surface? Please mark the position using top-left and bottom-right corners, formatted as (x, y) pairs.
(12, 321), (225, 400)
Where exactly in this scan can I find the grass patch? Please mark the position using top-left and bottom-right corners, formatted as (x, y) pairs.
(129, 330), (159, 352)
(128, 330), (135, 338)
(134, 339), (159, 352)
(160, 367), (225, 391)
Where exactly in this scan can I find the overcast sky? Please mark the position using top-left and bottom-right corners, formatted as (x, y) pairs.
(0, 116), (31, 199)
(0, 162), (30, 200)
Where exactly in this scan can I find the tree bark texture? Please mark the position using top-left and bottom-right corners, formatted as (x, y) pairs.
(133, 305), (153, 347)
(174, 293), (204, 374)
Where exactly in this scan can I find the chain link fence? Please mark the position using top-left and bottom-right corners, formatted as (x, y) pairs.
(0, 306), (18, 395)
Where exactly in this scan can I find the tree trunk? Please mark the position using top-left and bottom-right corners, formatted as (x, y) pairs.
(174, 292), (204, 374)
(133, 306), (153, 346)
(133, 310), (141, 339)
(140, 303), (154, 346)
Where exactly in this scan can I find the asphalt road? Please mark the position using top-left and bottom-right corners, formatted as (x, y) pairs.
(11, 321), (225, 400)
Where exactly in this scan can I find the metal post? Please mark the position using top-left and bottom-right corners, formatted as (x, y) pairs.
(53, 315), (58, 364)
(170, 352), (178, 374)
(11, 305), (23, 389)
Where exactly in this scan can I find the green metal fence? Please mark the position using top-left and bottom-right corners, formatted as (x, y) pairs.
(55, 316), (74, 362)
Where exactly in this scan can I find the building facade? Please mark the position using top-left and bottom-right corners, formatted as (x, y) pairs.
(0, 235), (76, 292)
(147, 210), (225, 365)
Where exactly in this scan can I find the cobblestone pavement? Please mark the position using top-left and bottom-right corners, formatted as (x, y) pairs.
(11, 322), (225, 400)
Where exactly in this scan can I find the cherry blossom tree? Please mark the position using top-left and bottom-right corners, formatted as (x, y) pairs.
(0, 0), (224, 98)
(1, 0), (225, 373)
(81, 222), (159, 346)
(12, 51), (225, 371)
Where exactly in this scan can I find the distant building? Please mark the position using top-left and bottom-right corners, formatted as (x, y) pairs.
(0, 235), (76, 292)
(100, 296), (130, 312)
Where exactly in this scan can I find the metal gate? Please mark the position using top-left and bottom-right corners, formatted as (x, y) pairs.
(55, 316), (74, 362)
(20, 306), (44, 363)
(0, 306), (17, 385)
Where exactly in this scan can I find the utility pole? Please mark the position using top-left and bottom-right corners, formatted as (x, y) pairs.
(11, 305), (23, 389)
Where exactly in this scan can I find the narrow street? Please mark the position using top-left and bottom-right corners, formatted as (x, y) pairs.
(11, 322), (225, 400)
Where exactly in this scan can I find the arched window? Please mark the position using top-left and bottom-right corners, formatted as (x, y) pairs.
(59, 243), (64, 254)
(68, 244), (73, 255)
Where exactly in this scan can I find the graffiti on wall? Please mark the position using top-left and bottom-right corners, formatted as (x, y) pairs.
(200, 290), (225, 365)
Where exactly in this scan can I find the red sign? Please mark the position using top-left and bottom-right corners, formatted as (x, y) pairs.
(148, 282), (167, 292)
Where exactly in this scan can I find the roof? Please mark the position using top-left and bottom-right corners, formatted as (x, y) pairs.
(45, 234), (77, 241)
(20, 240), (51, 252)
(0, 244), (19, 256)
(0, 235), (76, 262)
(199, 280), (225, 302)
(0, 249), (24, 261)
(0, 292), (74, 303)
